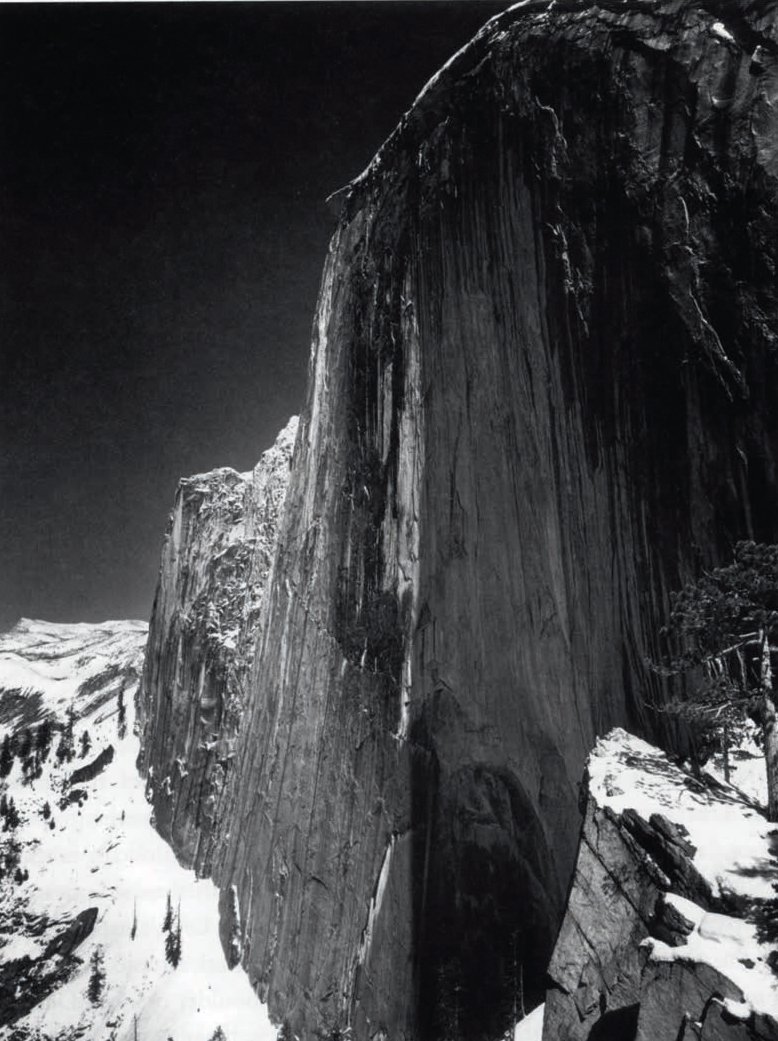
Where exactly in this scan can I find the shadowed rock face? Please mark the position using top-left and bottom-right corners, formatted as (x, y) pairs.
(142, 2), (778, 1039)
(136, 418), (297, 875)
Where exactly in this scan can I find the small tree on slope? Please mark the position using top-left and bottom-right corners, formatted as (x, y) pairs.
(162, 890), (173, 933)
(88, 946), (106, 1005)
(0, 735), (14, 779)
(164, 902), (182, 968)
(653, 540), (778, 820)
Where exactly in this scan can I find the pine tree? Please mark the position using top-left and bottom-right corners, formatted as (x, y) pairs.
(117, 689), (127, 740)
(80, 731), (92, 758)
(162, 891), (173, 933)
(3, 797), (20, 830)
(56, 705), (76, 763)
(0, 734), (15, 778)
(36, 718), (53, 760)
(209, 1028), (228, 1041)
(652, 541), (778, 818)
(173, 903), (182, 967)
(87, 946), (106, 1005)
(42, 801), (51, 820)
(164, 902), (182, 968)
(165, 910), (180, 967)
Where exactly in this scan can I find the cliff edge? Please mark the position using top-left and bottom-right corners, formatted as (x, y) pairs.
(137, 418), (297, 875)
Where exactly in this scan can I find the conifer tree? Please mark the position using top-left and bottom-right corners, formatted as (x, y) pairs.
(164, 903), (182, 968)
(653, 541), (778, 819)
(0, 734), (13, 779)
(80, 731), (92, 758)
(163, 891), (173, 933)
(56, 705), (76, 763)
(117, 689), (127, 740)
(173, 903), (182, 967)
(36, 718), (53, 760)
(88, 946), (106, 1005)
(3, 797), (20, 831)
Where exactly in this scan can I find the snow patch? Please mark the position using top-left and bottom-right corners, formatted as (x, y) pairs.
(357, 835), (396, 968)
(513, 1002), (544, 1041)
(590, 730), (778, 1021)
(711, 20), (736, 44)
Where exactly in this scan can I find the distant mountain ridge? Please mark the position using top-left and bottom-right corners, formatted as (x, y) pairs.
(0, 618), (147, 731)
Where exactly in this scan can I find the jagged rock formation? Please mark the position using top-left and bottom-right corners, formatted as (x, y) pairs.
(136, 417), (297, 874)
(544, 729), (778, 1041)
(140, 3), (778, 1040)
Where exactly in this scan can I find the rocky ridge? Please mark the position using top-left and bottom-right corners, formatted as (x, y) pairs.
(136, 417), (298, 875)
(544, 729), (778, 1041)
(139, 2), (778, 1039)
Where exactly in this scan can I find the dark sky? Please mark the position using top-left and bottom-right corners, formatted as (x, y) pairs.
(0, 1), (511, 630)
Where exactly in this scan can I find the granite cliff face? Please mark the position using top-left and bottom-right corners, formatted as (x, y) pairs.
(544, 730), (778, 1041)
(136, 418), (297, 874)
(140, 2), (778, 1039)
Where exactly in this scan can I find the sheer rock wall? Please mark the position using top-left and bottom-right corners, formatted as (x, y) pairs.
(141, 2), (778, 1038)
(137, 419), (297, 875)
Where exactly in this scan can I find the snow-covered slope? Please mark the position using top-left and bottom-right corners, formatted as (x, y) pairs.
(0, 620), (148, 730)
(588, 729), (778, 1026)
(544, 728), (778, 1041)
(0, 619), (277, 1041)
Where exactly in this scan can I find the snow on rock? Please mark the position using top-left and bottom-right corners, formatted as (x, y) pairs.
(648, 894), (778, 1020)
(513, 1004), (544, 1041)
(136, 417), (298, 876)
(543, 728), (778, 1041)
(588, 728), (778, 904)
(0, 619), (277, 1041)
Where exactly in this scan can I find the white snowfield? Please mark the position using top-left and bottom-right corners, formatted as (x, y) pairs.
(0, 619), (148, 726)
(0, 618), (277, 1041)
(589, 728), (778, 1021)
